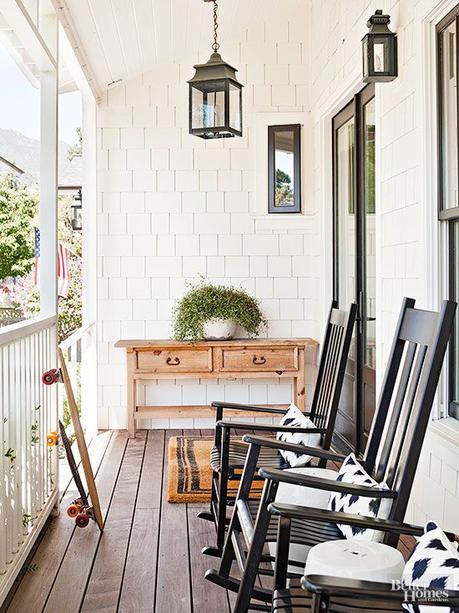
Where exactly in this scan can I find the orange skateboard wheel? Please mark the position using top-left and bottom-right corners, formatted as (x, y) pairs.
(67, 504), (80, 518)
(47, 432), (58, 447)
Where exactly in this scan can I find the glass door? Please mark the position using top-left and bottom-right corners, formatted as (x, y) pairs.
(332, 84), (376, 454)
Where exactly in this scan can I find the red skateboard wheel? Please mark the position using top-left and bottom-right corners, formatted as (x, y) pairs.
(42, 369), (59, 385)
(75, 513), (90, 528)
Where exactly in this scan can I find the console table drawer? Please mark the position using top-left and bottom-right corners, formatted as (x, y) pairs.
(136, 348), (212, 373)
(219, 347), (298, 372)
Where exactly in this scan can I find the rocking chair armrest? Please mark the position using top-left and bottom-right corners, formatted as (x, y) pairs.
(242, 434), (346, 462)
(211, 401), (293, 415)
(268, 503), (424, 536)
(302, 574), (459, 606)
(269, 502), (459, 543)
(217, 420), (326, 434)
(259, 467), (398, 498)
(302, 574), (405, 602)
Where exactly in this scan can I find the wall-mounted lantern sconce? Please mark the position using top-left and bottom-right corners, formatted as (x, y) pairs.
(71, 188), (82, 231)
(362, 10), (398, 82)
(188, 0), (243, 139)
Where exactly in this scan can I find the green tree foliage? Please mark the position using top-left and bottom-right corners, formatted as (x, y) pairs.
(0, 176), (38, 279)
(6, 189), (82, 343)
(275, 168), (293, 206)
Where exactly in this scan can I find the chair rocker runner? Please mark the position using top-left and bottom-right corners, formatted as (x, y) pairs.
(205, 298), (457, 612)
(199, 301), (357, 557)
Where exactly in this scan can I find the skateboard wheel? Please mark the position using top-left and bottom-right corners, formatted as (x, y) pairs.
(47, 432), (58, 447)
(67, 504), (80, 518)
(75, 513), (90, 528)
(42, 369), (59, 385)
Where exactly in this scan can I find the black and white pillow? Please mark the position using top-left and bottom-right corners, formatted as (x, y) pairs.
(276, 404), (321, 468)
(327, 453), (392, 542)
(402, 521), (459, 613)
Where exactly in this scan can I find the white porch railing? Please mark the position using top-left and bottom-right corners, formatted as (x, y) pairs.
(59, 322), (96, 438)
(0, 315), (58, 604)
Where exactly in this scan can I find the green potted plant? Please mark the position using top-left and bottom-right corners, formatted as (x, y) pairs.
(172, 280), (266, 341)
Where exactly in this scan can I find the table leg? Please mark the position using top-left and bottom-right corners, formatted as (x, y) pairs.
(295, 349), (306, 411)
(127, 350), (136, 438)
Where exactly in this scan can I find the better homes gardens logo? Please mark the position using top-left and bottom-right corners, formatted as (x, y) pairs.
(392, 579), (452, 604)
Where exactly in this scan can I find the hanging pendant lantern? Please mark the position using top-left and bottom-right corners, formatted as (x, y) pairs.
(362, 10), (398, 83)
(188, 0), (243, 139)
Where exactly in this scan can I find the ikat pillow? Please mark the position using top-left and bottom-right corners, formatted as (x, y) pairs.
(402, 520), (459, 613)
(276, 403), (321, 468)
(327, 453), (392, 542)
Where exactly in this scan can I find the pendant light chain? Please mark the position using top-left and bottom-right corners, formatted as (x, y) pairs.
(212, 0), (220, 53)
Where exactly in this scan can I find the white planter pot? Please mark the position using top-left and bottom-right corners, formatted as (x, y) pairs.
(203, 318), (237, 341)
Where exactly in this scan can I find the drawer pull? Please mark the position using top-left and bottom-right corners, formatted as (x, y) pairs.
(166, 357), (181, 366)
(252, 356), (266, 365)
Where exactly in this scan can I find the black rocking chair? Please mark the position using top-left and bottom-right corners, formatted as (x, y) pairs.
(273, 574), (459, 612)
(199, 301), (357, 556)
(205, 298), (457, 612)
(271, 519), (459, 612)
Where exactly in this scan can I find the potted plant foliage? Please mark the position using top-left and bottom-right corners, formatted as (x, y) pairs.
(172, 279), (266, 341)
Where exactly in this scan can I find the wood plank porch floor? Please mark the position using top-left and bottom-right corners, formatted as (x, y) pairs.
(3, 428), (414, 613)
(3, 429), (237, 613)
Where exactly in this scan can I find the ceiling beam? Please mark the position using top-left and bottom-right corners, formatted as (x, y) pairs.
(51, 0), (103, 102)
(0, 0), (56, 71)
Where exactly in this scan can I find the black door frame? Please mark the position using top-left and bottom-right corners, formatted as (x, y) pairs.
(332, 82), (375, 455)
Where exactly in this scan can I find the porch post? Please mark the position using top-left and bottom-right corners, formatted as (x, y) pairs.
(39, 68), (59, 317)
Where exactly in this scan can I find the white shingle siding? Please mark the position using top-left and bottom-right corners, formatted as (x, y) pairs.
(96, 0), (459, 530)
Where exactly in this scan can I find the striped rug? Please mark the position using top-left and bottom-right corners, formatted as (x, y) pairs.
(167, 435), (263, 503)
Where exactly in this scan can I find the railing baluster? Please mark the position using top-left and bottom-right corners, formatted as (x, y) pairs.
(0, 317), (58, 603)
(0, 345), (6, 574)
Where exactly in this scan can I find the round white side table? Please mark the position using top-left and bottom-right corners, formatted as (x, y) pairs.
(304, 539), (405, 584)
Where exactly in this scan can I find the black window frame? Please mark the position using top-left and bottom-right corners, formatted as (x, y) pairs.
(268, 124), (301, 214)
(437, 5), (459, 420)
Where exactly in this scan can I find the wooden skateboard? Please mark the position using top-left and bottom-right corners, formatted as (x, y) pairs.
(42, 347), (103, 531)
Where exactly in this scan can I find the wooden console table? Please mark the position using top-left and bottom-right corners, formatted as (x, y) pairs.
(114, 338), (318, 437)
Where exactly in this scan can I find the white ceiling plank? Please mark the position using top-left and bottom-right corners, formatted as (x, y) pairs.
(55, 0), (309, 97)
(111, 0), (142, 82)
(170, 0), (189, 64)
(151, 0), (172, 65)
(65, 0), (112, 87)
(86, 0), (126, 84)
(132, 0), (158, 73)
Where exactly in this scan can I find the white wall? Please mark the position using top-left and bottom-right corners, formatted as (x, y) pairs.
(96, 6), (321, 430)
(95, 0), (459, 531)
(307, 0), (459, 532)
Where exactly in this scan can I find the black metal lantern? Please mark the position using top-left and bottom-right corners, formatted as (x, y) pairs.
(71, 188), (82, 231)
(188, 0), (243, 139)
(362, 10), (398, 83)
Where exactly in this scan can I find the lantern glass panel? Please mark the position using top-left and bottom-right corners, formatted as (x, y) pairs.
(372, 36), (388, 73)
(191, 80), (226, 130)
(363, 38), (369, 75)
(229, 82), (241, 132)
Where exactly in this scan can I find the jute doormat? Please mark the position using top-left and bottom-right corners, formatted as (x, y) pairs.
(167, 435), (263, 503)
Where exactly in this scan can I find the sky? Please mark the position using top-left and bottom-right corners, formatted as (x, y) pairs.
(0, 47), (81, 145)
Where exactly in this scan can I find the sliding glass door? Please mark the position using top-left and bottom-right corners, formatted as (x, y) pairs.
(332, 84), (376, 454)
